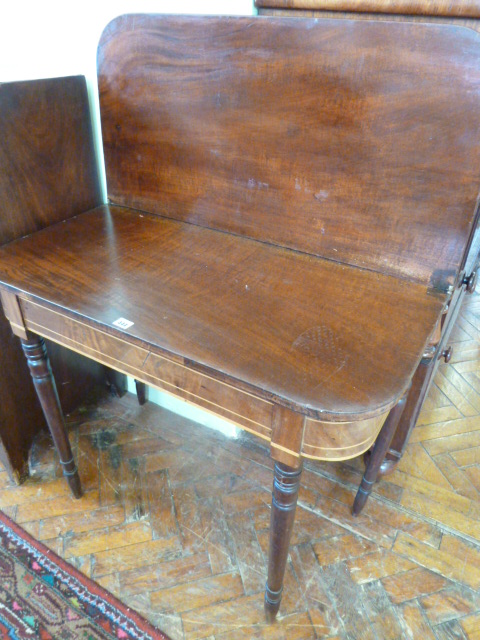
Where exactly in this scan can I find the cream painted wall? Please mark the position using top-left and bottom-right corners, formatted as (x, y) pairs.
(0, 0), (255, 437)
(0, 1), (255, 82)
(0, 1), (256, 192)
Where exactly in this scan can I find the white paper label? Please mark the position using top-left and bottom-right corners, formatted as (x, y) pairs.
(112, 317), (134, 330)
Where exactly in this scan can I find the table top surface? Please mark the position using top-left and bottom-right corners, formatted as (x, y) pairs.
(0, 205), (445, 419)
(99, 15), (480, 290)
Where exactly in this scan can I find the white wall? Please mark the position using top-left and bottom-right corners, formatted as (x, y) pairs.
(0, 0), (256, 193)
(0, 1), (255, 82)
(0, 0), (255, 437)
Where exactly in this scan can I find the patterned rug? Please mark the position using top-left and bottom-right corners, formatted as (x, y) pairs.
(0, 510), (170, 640)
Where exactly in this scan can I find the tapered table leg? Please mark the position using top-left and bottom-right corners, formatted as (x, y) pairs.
(352, 391), (408, 516)
(21, 335), (82, 499)
(265, 461), (302, 622)
(374, 356), (435, 477)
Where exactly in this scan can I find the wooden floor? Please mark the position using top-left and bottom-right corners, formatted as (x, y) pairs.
(1, 290), (480, 639)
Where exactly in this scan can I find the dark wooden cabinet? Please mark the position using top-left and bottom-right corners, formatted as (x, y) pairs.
(0, 76), (106, 483)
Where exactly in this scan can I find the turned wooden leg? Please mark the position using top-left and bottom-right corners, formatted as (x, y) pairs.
(375, 295), (459, 478)
(21, 335), (82, 499)
(352, 391), (408, 516)
(135, 379), (148, 405)
(265, 461), (302, 623)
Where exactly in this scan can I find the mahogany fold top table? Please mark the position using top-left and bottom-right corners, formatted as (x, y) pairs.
(0, 203), (444, 442)
(1, 14), (480, 620)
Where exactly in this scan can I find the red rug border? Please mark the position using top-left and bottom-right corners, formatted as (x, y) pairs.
(0, 509), (171, 640)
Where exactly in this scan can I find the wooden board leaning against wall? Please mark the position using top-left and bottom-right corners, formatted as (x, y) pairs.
(0, 77), (108, 483)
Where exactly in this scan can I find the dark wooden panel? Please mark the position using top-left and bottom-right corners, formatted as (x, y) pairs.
(0, 205), (445, 420)
(98, 15), (480, 289)
(0, 76), (101, 242)
(0, 76), (105, 482)
(255, 0), (480, 17)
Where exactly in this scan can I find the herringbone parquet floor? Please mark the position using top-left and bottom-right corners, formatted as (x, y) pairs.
(1, 290), (480, 639)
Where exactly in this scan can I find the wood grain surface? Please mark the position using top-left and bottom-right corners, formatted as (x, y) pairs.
(0, 205), (445, 420)
(254, 0), (480, 17)
(0, 76), (101, 243)
(0, 76), (104, 482)
(0, 294), (391, 463)
(98, 15), (480, 289)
